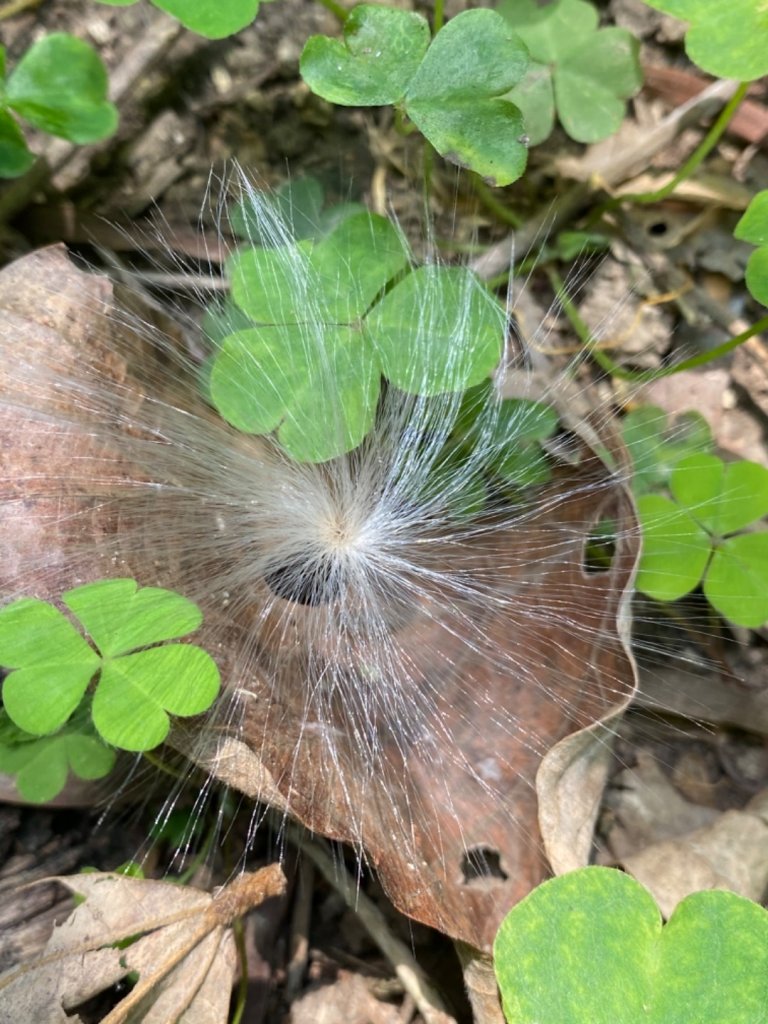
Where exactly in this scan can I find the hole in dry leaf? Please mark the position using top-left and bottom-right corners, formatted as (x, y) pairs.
(460, 846), (508, 883)
(648, 220), (669, 237)
(68, 974), (137, 1022)
(583, 514), (618, 574)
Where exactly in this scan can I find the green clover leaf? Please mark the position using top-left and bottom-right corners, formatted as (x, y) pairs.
(494, 866), (768, 1024)
(502, 61), (554, 149)
(210, 322), (380, 463)
(0, 599), (102, 735)
(230, 212), (408, 324)
(0, 108), (34, 178)
(735, 190), (768, 307)
(643, 0), (768, 81)
(367, 267), (506, 396)
(62, 577), (203, 657)
(744, 247), (768, 308)
(0, 713), (115, 803)
(704, 532), (768, 629)
(96, 0), (258, 38)
(635, 493), (712, 602)
(212, 212), (406, 461)
(92, 643), (220, 750)
(211, 213), (506, 462)
(152, 0), (258, 36)
(403, 9), (529, 184)
(4, 34), (118, 145)
(636, 454), (768, 626)
(453, 383), (560, 488)
(300, 5), (430, 106)
(622, 405), (713, 496)
(670, 453), (768, 536)
(499, 0), (642, 145)
(301, 7), (530, 186)
(0, 580), (220, 752)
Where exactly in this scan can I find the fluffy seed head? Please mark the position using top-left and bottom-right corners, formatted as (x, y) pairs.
(0, 173), (642, 946)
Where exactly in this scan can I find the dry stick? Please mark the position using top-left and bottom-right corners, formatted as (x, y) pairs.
(285, 857), (314, 1000)
(285, 826), (457, 1024)
(470, 78), (742, 283)
(398, 993), (417, 1024)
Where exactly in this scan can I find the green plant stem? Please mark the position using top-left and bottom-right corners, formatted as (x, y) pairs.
(473, 178), (523, 228)
(229, 918), (249, 1024)
(142, 749), (188, 781)
(485, 270), (512, 291)
(314, 0), (348, 25)
(433, 0), (445, 34)
(0, 0), (41, 20)
(175, 819), (219, 886)
(598, 81), (749, 215)
(547, 266), (768, 383)
(649, 316), (768, 377)
(393, 104), (416, 136)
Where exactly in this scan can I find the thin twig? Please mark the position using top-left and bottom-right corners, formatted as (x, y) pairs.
(0, 0), (41, 20)
(285, 857), (314, 999)
(286, 826), (457, 1024)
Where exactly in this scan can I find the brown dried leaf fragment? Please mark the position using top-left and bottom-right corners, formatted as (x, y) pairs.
(0, 864), (286, 1024)
(620, 790), (768, 919)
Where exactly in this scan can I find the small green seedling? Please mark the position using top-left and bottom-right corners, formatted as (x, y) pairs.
(0, 34), (118, 178)
(0, 709), (115, 803)
(622, 404), (713, 496)
(211, 210), (506, 462)
(548, 230), (611, 263)
(418, 385), (560, 519)
(643, 0), (768, 81)
(0, 579), (220, 764)
(455, 381), (560, 490)
(636, 452), (768, 627)
(497, 0), (642, 145)
(494, 866), (768, 1024)
(734, 190), (768, 307)
(97, 0), (258, 39)
(489, 399), (560, 489)
(300, 6), (530, 186)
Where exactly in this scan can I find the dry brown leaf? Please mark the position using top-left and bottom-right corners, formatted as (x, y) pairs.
(637, 662), (768, 736)
(538, 720), (626, 876)
(603, 749), (720, 860)
(0, 247), (639, 955)
(0, 865), (285, 1024)
(620, 790), (768, 918)
(288, 971), (402, 1024)
(611, 172), (752, 210)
